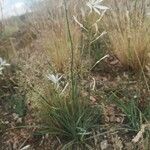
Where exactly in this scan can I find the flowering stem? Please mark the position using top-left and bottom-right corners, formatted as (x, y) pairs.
(64, 0), (75, 100)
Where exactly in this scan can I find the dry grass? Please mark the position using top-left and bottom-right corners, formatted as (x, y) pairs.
(39, 22), (82, 73)
(26, 0), (86, 74)
(103, 0), (150, 70)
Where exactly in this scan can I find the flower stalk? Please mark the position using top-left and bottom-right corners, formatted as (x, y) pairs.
(63, 0), (75, 101)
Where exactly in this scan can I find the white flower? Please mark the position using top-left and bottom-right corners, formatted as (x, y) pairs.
(0, 58), (10, 67)
(47, 74), (63, 85)
(86, 0), (109, 15)
(0, 57), (10, 75)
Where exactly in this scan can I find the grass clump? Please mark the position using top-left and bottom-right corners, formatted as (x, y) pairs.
(35, 1), (102, 148)
(109, 92), (150, 131)
(38, 83), (101, 149)
(27, 0), (84, 74)
(103, 0), (150, 70)
(42, 23), (82, 74)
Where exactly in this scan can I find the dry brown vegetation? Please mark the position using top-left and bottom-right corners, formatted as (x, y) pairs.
(103, 0), (150, 70)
